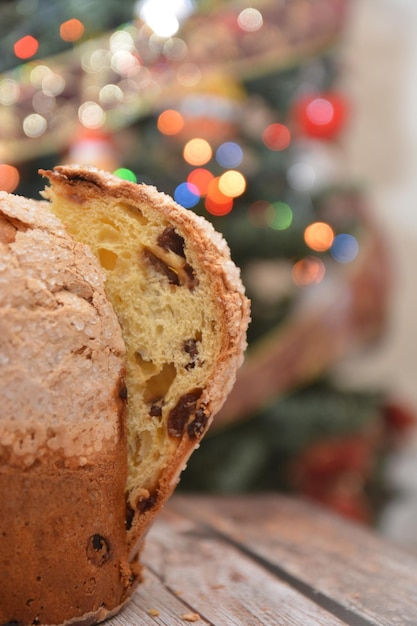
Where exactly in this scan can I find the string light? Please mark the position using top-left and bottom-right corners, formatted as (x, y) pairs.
(14, 35), (38, 60)
(113, 168), (137, 182)
(218, 170), (246, 198)
(330, 234), (359, 263)
(157, 109), (184, 135)
(237, 8), (263, 32)
(292, 257), (326, 286)
(0, 164), (19, 192)
(265, 202), (293, 230)
(174, 182), (200, 208)
(183, 138), (212, 166)
(187, 168), (213, 196)
(304, 222), (334, 252)
(262, 123), (291, 151)
(216, 142), (243, 168)
(60, 19), (85, 43)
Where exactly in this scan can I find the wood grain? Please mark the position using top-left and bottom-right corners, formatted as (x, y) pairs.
(108, 494), (417, 625)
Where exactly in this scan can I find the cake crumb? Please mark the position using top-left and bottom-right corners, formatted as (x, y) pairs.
(181, 612), (200, 622)
(148, 608), (160, 616)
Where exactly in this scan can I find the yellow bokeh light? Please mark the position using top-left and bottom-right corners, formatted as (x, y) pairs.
(183, 138), (212, 166)
(304, 221), (334, 252)
(218, 170), (246, 198)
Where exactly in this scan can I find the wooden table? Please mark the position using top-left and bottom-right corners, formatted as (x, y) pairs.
(110, 494), (417, 625)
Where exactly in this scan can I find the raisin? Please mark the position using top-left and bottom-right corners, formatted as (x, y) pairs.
(143, 249), (180, 286)
(184, 263), (199, 290)
(157, 226), (185, 257)
(1, 622), (22, 626)
(137, 493), (157, 513)
(184, 338), (198, 359)
(168, 389), (203, 437)
(126, 499), (135, 531)
(118, 382), (128, 400)
(187, 408), (209, 439)
(149, 404), (162, 417)
(86, 534), (110, 566)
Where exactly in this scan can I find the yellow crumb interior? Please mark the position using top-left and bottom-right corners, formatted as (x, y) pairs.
(48, 190), (221, 504)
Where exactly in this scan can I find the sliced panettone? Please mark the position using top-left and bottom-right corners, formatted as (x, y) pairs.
(41, 165), (250, 555)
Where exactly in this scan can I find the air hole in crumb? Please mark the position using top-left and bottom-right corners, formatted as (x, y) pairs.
(98, 248), (118, 270)
(119, 202), (148, 225)
(134, 352), (157, 377)
(144, 362), (177, 404)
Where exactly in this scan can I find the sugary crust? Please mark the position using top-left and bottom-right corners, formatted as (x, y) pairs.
(0, 191), (126, 467)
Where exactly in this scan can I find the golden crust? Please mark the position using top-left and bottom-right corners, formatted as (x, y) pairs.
(0, 166), (249, 624)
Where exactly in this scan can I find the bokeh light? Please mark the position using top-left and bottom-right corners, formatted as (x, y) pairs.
(330, 234), (359, 263)
(177, 62), (201, 87)
(78, 102), (106, 128)
(113, 168), (137, 182)
(187, 168), (214, 196)
(304, 221), (334, 252)
(174, 182), (200, 208)
(218, 170), (246, 198)
(23, 113), (47, 137)
(247, 200), (272, 227)
(265, 201), (293, 230)
(306, 98), (334, 126)
(183, 138), (212, 166)
(60, 19), (85, 42)
(286, 161), (316, 192)
(0, 164), (20, 193)
(205, 177), (233, 215)
(237, 8), (263, 32)
(292, 257), (326, 286)
(205, 196), (233, 216)
(0, 79), (19, 106)
(14, 35), (38, 60)
(262, 123), (291, 151)
(216, 141), (243, 168)
(157, 109), (184, 135)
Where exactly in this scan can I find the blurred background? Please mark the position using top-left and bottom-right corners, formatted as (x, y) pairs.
(1, 0), (417, 548)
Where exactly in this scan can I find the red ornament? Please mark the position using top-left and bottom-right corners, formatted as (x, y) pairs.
(292, 92), (348, 140)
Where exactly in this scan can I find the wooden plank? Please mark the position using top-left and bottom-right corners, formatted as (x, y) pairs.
(110, 568), (211, 625)
(110, 503), (345, 625)
(171, 494), (417, 626)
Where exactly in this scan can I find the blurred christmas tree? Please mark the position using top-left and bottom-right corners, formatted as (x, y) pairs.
(1, 0), (414, 523)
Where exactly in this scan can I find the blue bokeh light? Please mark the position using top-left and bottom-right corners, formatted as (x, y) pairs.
(215, 142), (243, 168)
(174, 182), (200, 208)
(330, 233), (359, 263)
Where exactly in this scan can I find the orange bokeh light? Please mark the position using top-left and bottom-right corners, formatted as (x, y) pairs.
(205, 196), (233, 216)
(205, 177), (233, 215)
(157, 109), (184, 135)
(304, 222), (335, 252)
(183, 138), (212, 166)
(292, 257), (326, 286)
(187, 168), (214, 196)
(14, 35), (39, 60)
(60, 19), (85, 42)
(0, 164), (20, 193)
(262, 123), (291, 151)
